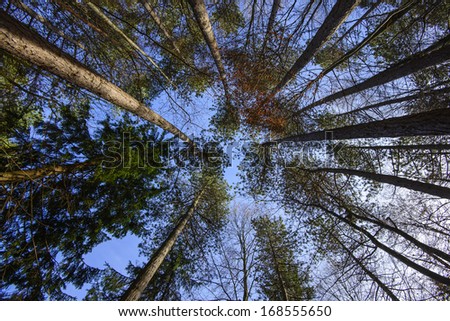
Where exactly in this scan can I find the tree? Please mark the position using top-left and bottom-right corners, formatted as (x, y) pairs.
(261, 0), (281, 53)
(0, 11), (194, 145)
(197, 202), (259, 301)
(268, 0), (361, 99)
(140, 0), (181, 54)
(274, 108), (450, 143)
(297, 1), (417, 100)
(296, 34), (450, 115)
(121, 169), (229, 300)
(252, 215), (314, 300)
(2, 0), (450, 301)
(187, 0), (231, 101)
(1, 110), (166, 299)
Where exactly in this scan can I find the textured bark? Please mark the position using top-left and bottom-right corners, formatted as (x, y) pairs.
(295, 1), (415, 100)
(140, 0), (181, 54)
(261, 0), (281, 52)
(309, 167), (450, 199)
(269, 0), (361, 98)
(187, 0), (231, 101)
(297, 34), (450, 115)
(0, 160), (98, 183)
(121, 190), (204, 301)
(275, 108), (450, 143)
(0, 11), (194, 145)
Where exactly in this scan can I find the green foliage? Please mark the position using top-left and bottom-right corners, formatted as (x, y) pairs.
(0, 105), (166, 299)
(252, 216), (314, 301)
(314, 45), (348, 70)
(210, 101), (241, 140)
(2, 0), (450, 302)
(212, 2), (245, 35)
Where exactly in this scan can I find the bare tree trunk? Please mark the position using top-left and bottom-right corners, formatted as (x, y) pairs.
(245, 0), (258, 49)
(346, 143), (450, 151)
(331, 233), (400, 301)
(121, 190), (204, 300)
(268, 0), (361, 99)
(0, 11), (194, 145)
(308, 167), (450, 199)
(275, 108), (450, 143)
(187, 0), (231, 101)
(315, 204), (450, 286)
(241, 236), (249, 301)
(336, 86), (450, 117)
(140, 0), (181, 54)
(327, 199), (450, 264)
(261, 0), (281, 52)
(297, 34), (450, 115)
(0, 160), (98, 183)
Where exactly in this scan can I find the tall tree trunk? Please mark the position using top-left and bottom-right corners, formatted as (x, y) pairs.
(0, 160), (98, 183)
(236, 227), (250, 301)
(346, 143), (450, 151)
(0, 11), (194, 145)
(245, 0), (258, 49)
(187, 0), (231, 101)
(268, 0), (361, 99)
(121, 190), (204, 301)
(314, 204), (450, 286)
(336, 86), (450, 117)
(274, 108), (450, 143)
(327, 198), (450, 264)
(297, 34), (450, 115)
(295, 1), (415, 100)
(307, 167), (450, 199)
(330, 233), (400, 301)
(140, 0), (181, 54)
(241, 239), (249, 301)
(261, 0), (281, 52)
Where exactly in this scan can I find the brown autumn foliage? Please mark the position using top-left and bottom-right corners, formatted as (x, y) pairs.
(226, 49), (287, 133)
